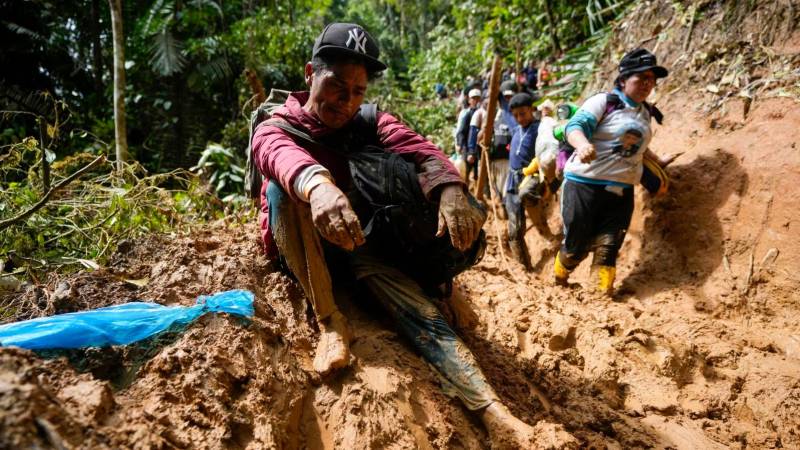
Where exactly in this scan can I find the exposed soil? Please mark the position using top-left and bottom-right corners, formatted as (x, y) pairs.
(2, 1), (800, 448)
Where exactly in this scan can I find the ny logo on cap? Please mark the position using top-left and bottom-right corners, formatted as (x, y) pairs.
(345, 28), (367, 54)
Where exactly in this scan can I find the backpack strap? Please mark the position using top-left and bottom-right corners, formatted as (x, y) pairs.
(644, 102), (664, 124)
(264, 118), (317, 145)
(602, 93), (625, 122)
(359, 103), (378, 129)
(604, 92), (664, 125)
(264, 104), (381, 153)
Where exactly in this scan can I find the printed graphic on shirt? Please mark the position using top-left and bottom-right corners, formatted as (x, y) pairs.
(612, 126), (645, 158)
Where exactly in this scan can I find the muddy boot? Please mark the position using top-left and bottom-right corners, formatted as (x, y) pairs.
(480, 401), (578, 449)
(509, 239), (532, 271)
(591, 265), (616, 296)
(554, 251), (571, 287)
(313, 310), (352, 376)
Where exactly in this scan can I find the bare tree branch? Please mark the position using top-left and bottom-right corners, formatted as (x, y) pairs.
(0, 156), (106, 231)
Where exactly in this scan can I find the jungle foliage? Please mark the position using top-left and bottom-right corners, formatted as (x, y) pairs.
(1, 0), (629, 274)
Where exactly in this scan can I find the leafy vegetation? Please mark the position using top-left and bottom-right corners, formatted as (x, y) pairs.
(0, 104), (231, 280)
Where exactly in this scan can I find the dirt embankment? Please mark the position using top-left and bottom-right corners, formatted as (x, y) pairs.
(2, 1), (800, 449)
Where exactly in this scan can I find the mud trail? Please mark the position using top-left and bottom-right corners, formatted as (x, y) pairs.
(2, 0), (800, 448)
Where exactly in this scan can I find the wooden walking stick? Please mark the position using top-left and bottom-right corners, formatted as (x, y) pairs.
(476, 54), (502, 202)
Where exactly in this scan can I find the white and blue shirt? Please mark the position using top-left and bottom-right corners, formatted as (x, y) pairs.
(563, 89), (653, 187)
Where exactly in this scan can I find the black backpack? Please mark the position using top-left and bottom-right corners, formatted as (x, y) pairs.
(490, 122), (512, 160)
(259, 103), (486, 291)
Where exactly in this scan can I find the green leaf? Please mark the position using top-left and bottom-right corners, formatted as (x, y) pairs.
(150, 29), (187, 77)
(188, 0), (223, 18)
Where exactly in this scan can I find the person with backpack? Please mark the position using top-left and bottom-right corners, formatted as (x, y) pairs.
(249, 23), (559, 447)
(466, 95), (487, 190)
(555, 48), (673, 295)
(516, 101), (579, 222)
(456, 89), (481, 184)
(489, 103), (512, 202)
(504, 93), (541, 270)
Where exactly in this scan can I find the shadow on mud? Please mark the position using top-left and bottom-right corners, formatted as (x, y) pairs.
(36, 325), (189, 390)
(457, 315), (662, 447)
(36, 317), (252, 390)
(347, 279), (667, 447)
(619, 148), (748, 296)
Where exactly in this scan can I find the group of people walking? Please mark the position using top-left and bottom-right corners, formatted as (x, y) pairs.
(454, 48), (673, 295)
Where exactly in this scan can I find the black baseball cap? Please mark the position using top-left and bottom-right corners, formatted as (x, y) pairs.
(312, 23), (387, 72)
(509, 92), (534, 110)
(619, 48), (668, 78)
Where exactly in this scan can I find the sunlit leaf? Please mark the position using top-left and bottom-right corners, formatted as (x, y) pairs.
(123, 277), (149, 287)
(77, 259), (100, 271)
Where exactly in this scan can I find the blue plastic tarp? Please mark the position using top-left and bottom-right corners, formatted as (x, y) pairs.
(0, 289), (254, 350)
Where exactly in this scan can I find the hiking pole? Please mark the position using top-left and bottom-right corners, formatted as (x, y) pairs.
(472, 54), (528, 301)
(476, 53), (502, 202)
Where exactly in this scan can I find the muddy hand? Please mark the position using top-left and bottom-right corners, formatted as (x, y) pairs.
(436, 184), (486, 251)
(309, 182), (365, 251)
(576, 143), (596, 163)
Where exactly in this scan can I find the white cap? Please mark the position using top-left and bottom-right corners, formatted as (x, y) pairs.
(468, 88), (482, 98)
(502, 89), (515, 96)
(538, 99), (555, 111)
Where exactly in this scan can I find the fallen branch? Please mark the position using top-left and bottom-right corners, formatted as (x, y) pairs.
(0, 155), (106, 231)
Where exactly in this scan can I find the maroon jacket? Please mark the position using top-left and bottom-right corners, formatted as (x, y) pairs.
(251, 91), (464, 257)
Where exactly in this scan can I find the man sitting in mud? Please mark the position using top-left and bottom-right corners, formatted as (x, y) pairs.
(250, 23), (573, 447)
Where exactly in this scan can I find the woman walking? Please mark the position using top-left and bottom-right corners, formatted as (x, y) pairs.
(555, 48), (673, 295)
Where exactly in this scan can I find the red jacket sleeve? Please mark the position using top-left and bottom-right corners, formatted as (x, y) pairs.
(250, 123), (319, 201)
(377, 112), (465, 199)
(251, 111), (465, 202)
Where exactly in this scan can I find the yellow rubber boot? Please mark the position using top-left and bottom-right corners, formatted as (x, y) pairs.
(595, 265), (616, 296)
(522, 157), (540, 177)
(554, 252), (571, 287)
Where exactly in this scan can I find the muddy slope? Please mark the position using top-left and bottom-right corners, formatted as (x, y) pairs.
(1, 227), (493, 449)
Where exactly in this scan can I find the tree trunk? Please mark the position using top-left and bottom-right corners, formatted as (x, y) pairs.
(542, 0), (562, 54)
(91, 0), (104, 96)
(244, 68), (266, 105)
(108, 0), (128, 172)
(515, 40), (522, 91)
